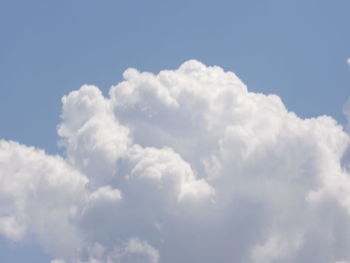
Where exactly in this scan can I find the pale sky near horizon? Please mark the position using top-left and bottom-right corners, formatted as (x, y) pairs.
(1, 0), (350, 262)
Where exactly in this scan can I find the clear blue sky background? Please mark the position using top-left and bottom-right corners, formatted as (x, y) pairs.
(0, 0), (350, 261)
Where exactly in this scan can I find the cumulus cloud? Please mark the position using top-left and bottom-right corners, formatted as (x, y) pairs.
(1, 60), (350, 262)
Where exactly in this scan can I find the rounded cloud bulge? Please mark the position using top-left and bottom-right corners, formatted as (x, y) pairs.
(1, 60), (350, 262)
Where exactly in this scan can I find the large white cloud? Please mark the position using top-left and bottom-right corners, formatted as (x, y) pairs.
(1, 60), (350, 262)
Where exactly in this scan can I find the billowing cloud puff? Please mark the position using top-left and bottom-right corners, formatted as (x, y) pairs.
(1, 60), (350, 262)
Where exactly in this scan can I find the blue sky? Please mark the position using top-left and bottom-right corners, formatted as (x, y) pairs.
(1, 0), (350, 262)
